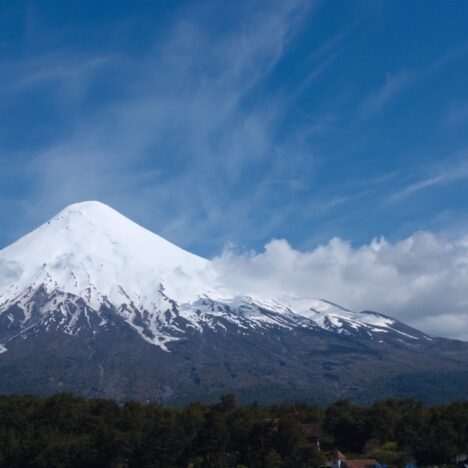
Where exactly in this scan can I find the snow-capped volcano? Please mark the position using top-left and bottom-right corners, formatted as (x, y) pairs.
(0, 201), (428, 352)
(2, 201), (466, 405)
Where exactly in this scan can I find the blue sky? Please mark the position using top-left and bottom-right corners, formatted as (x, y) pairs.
(1, 0), (468, 257)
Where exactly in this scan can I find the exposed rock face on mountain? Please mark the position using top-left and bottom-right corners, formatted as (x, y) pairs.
(1, 201), (467, 404)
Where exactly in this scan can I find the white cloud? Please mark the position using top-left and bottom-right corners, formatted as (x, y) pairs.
(212, 231), (468, 340)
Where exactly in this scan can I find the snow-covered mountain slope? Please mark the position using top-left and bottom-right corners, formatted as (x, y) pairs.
(0, 201), (429, 352)
(0, 201), (215, 305)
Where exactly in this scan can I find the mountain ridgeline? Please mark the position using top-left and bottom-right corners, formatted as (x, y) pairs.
(0, 201), (467, 404)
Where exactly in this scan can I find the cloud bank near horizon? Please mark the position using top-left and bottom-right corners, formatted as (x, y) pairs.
(212, 231), (468, 340)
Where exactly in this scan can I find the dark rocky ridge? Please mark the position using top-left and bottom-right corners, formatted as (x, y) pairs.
(1, 287), (467, 405)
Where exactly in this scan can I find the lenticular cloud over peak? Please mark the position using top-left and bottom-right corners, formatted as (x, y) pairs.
(211, 232), (468, 340)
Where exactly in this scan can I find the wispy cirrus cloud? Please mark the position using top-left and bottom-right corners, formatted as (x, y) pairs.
(358, 41), (468, 119)
(443, 100), (468, 128)
(359, 70), (417, 118)
(386, 153), (468, 203)
(0, 0), (319, 252)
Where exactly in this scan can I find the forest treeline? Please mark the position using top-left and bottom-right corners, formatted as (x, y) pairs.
(0, 393), (467, 468)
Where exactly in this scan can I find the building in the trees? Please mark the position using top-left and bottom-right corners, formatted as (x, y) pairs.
(332, 450), (381, 468)
(303, 423), (320, 450)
